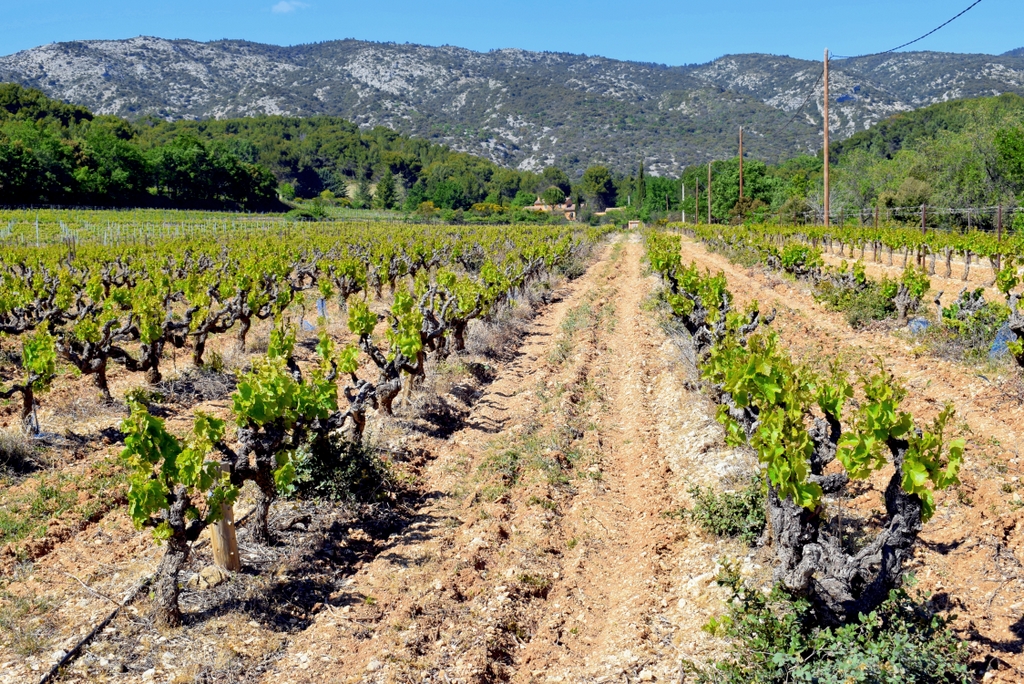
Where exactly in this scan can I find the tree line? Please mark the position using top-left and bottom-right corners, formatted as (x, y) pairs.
(0, 83), (639, 215)
(7, 81), (1021, 223)
(665, 93), (1024, 228)
(0, 84), (278, 209)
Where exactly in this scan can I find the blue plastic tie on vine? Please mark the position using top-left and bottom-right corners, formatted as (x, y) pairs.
(907, 317), (931, 334)
(990, 323), (1015, 359)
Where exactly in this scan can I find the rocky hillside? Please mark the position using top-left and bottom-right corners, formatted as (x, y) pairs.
(2, 36), (1023, 175)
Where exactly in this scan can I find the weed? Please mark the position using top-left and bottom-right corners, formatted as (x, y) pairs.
(956, 488), (974, 507)
(517, 573), (551, 598)
(124, 386), (165, 408)
(527, 495), (557, 510)
(549, 300), (604, 363)
(291, 436), (395, 503)
(499, 618), (529, 641)
(0, 590), (51, 656)
(205, 351), (226, 373)
(549, 338), (574, 364)
(687, 565), (970, 683)
(687, 478), (766, 545)
(815, 278), (895, 329)
(566, 537), (578, 549)
(363, 595), (377, 606)
(0, 429), (40, 476)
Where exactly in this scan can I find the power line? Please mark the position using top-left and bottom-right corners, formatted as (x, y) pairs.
(832, 0), (984, 59)
(742, 0), (986, 161)
(776, 67), (824, 136)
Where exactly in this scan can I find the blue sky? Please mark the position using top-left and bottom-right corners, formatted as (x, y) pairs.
(2, 0), (1020, 64)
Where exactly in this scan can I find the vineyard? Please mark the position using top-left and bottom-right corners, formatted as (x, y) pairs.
(0, 211), (1023, 683)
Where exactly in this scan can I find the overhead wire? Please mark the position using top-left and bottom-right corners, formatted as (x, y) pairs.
(831, 0), (984, 59)
(742, 0), (988, 163)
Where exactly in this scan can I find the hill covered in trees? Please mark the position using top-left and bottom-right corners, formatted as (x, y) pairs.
(826, 93), (1024, 225)
(0, 83), (278, 208)
(4, 81), (1024, 226)
(0, 83), (587, 212)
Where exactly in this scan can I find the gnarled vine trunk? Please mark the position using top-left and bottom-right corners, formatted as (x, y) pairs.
(665, 269), (931, 626)
(151, 485), (203, 628)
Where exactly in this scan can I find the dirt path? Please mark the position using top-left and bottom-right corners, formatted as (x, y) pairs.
(253, 237), (752, 683)
(678, 236), (1024, 680)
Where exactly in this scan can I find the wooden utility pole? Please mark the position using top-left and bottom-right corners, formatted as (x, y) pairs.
(694, 179), (699, 224)
(681, 174), (686, 223)
(920, 204), (927, 267)
(997, 204), (1003, 269)
(823, 48), (830, 228)
(707, 162), (712, 224)
(738, 126), (744, 200)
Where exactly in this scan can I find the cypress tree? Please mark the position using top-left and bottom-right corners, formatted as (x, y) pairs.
(637, 161), (646, 209)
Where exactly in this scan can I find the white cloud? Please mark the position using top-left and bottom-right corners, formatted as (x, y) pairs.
(271, 1), (309, 13)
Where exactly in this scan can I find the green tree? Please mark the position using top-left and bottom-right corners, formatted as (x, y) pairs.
(995, 125), (1024, 192)
(581, 165), (616, 210)
(0, 132), (39, 204)
(511, 190), (537, 208)
(636, 161), (646, 208)
(541, 185), (566, 207)
(353, 178), (373, 209)
(78, 128), (149, 204)
(430, 179), (466, 210)
(404, 180), (427, 211)
(541, 166), (571, 195)
(374, 169), (397, 209)
(491, 168), (524, 203)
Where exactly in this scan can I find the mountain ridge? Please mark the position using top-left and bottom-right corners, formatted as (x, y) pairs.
(3, 36), (1024, 175)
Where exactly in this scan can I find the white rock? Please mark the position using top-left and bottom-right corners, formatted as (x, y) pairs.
(366, 659), (383, 672)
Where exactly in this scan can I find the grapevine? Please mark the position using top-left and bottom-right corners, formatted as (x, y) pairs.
(647, 230), (965, 624)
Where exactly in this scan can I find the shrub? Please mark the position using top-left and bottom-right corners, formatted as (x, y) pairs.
(687, 478), (765, 544)
(920, 290), (1010, 363)
(687, 565), (971, 684)
(816, 278), (895, 328)
(291, 437), (393, 503)
(284, 207), (318, 221)
(0, 429), (39, 476)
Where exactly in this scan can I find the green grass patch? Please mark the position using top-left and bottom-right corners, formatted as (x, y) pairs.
(0, 456), (124, 547)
